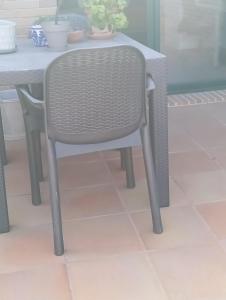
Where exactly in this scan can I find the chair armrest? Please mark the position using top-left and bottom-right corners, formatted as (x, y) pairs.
(17, 87), (43, 112)
(146, 73), (155, 95)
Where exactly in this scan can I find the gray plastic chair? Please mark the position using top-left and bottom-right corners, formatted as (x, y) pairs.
(0, 143), (9, 233)
(0, 107), (9, 233)
(17, 83), (135, 206)
(16, 84), (44, 206)
(18, 45), (163, 255)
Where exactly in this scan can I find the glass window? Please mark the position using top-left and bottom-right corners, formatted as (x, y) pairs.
(160, 0), (226, 92)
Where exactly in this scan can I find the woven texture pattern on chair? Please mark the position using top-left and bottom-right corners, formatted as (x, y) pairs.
(45, 45), (146, 144)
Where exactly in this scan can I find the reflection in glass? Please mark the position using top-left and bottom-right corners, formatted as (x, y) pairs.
(160, 0), (226, 90)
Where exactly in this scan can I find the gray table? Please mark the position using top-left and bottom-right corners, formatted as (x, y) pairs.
(0, 33), (169, 232)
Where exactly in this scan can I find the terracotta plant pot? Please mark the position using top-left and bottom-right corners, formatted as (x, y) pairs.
(89, 26), (115, 40)
(68, 30), (85, 43)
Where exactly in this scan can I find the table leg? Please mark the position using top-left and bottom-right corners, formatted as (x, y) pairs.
(0, 109), (7, 165)
(148, 58), (169, 208)
(0, 153), (9, 233)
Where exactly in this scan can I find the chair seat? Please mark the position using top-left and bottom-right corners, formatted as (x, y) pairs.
(55, 130), (141, 158)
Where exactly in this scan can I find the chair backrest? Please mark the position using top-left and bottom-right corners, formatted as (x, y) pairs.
(44, 45), (147, 144)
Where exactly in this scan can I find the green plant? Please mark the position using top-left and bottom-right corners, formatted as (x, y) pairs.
(80, 0), (128, 32)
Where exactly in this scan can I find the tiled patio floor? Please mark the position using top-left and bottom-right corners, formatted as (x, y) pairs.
(1, 101), (226, 299)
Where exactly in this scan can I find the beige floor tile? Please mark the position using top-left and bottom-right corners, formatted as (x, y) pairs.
(5, 167), (31, 196)
(188, 119), (226, 148)
(7, 195), (51, 228)
(63, 214), (144, 261)
(0, 264), (71, 300)
(102, 147), (143, 160)
(203, 102), (226, 126)
(6, 139), (47, 175)
(118, 177), (188, 213)
(206, 146), (226, 169)
(42, 183), (124, 219)
(60, 185), (125, 220)
(149, 245), (226, 300)
(41, 182), (125, 220)
(0, 226), (63, 273)
(169, 177), (189, 206)
(168, 105), (194, 126)
(107, 157), (146, 187)
(169, 150), (219, 177)
(67, 253), (168, 300)
(175, 170), (226, 204)
(58, 160), (112, 189)
(171, 105), (226, 148)
(219, 239), (226, 252)
(131, 206), (214, 250)
(5, 140), (28, 169)
(118, 179), (150, 212)
(168, 120), (201, 153)
(169, 132), (200, 154)
(58, 152), (102, 164)
(197, 201), (226, 239)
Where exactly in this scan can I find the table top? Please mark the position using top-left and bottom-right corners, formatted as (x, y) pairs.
(0, 33), (165, 86)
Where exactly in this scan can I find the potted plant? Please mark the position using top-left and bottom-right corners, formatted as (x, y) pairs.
(65, 14), (89, 43)
(80, 0), (128, 39)
(41, 0), (70, 50)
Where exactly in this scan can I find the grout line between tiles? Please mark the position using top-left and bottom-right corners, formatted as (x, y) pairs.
(142, 252), (171, 300)
(58, 157), (103, 165)
(115, 179), (173, 300)
(135, 249), (172, 300)
(64, 249), (148, 265)
(56, 181), (119, 193)
(101, 152), (124, 190)
(190, 135), (226, 171)
(63, 211), (127, 223)
(102, 156), (156, 255)
(218, 240), (226, 254)
(114, 183), (149, 251)
(0, 261), (65, 276)
(144, 242), (217, 258)
(64, 263), (74, 300)
(192, 205), (225, 251)
(6, 211), (132, 234)
(51, 181), (120, 194)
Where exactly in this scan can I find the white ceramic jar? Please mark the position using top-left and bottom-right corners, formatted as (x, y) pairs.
(0, 20), (16, 53)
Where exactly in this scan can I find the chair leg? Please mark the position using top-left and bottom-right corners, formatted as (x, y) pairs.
(0, 155), (9, 233)
(120, 149), (126, 170)
(17, 85), (42, 205)
(47, 139), (64, 256)
(33, 130), (44, 181)
(123, 147), (135, 189)
(24, 119), (42, 206)
(0, 110), (7, 165)
(140, 126), (163, 234)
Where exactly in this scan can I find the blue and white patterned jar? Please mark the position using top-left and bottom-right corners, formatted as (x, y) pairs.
(30, 25), (48, 47)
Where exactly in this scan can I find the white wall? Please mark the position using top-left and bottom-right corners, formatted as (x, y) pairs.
(0, 0), (56, 36)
